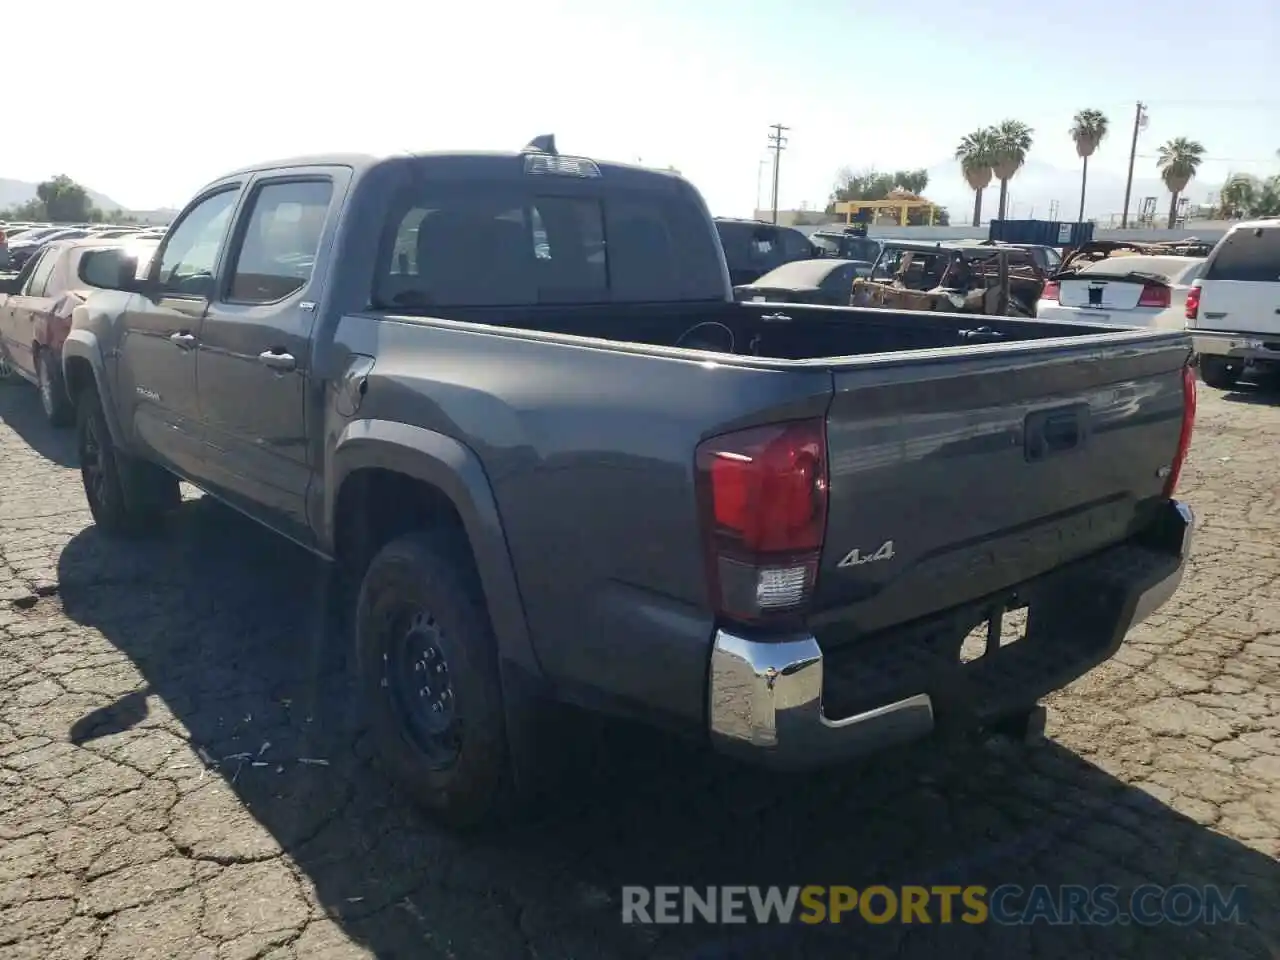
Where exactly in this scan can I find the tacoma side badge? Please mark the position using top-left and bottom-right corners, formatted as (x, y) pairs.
(838, 540), (895, 568)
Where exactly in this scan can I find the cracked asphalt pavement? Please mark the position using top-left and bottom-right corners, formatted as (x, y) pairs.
(1, 376), (1278, 959)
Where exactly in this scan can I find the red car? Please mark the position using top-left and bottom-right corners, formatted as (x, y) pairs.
(0, 236), (158, 425)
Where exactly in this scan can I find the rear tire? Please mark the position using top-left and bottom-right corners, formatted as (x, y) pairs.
(76, 387), (180, 537)
(355, 529), (512, 829)
(1198, 355), (1241, 390)
(37, 350), (74, 427)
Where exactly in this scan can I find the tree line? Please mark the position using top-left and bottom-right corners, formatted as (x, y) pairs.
(952, 112), (1211, 229)
(825, 168), (950, 226)
(0, 174), (135, 224)
(1217, 157), (1280, 220)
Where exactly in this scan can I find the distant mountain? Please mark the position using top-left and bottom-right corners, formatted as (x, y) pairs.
(0, 177), (175, 224)
(916, 158), (1223, 224)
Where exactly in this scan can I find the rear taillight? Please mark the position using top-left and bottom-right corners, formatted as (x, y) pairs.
(1138, 283), (1171, 308)
(1163, 364), (1197, 498)
(1041, 280), (1060, 302)
(1185, 283), (1201, 321)
(695, 418), (828, 624)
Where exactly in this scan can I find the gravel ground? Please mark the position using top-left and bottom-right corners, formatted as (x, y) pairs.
(1, 377), (1278, 959)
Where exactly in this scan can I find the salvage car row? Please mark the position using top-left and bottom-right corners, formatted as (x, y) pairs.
(734, 219), (1280, 391)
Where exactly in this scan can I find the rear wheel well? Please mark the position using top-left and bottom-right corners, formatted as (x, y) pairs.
(334, 468), (475, 580)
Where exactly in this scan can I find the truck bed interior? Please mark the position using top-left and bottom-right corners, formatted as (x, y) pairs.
(400, 301), (1126, 362)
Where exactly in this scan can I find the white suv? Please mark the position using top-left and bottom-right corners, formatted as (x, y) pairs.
(1187, 218), (1280, 389)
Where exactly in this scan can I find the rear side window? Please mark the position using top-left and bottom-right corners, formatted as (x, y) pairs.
(1205, 228), (1280, 282)
(376, 184), (723, 307)
(226, 180), (333, 304)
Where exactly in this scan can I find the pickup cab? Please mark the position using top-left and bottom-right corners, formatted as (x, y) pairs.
(62, 139), (1197, 827)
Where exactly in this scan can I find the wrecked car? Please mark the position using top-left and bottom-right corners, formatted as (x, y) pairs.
(851, 241), (1046, 317)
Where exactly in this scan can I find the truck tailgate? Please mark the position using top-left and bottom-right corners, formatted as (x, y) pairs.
(811, 333), (1192, 637)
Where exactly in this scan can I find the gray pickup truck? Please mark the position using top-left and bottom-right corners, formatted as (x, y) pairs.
(62, 138), (1197, 827)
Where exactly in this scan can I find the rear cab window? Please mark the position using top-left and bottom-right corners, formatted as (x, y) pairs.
(810, 234), (840, 256)
(1204, 226), (1280, 282)
(376, 177), (724, 307)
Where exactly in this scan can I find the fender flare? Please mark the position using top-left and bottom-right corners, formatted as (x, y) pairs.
(61, 329), (125, 446)
(328, 419), (541, 676)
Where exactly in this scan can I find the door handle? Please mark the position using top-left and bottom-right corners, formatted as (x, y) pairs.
(169, 332), (196, 348)
(258, 350), (296, 372)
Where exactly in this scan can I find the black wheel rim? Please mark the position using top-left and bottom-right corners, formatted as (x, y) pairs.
(383, 605), (462, 769)
(80, 413), (108, 509)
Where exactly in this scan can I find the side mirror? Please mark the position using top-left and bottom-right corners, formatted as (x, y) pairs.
(116, 253), (146, 293)
(78, 250), (150, 294)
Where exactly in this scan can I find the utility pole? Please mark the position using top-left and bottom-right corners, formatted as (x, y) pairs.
(1121, 101), (1147, 229)
(767, 124), (789, 224)
(756, 158), (768, 215)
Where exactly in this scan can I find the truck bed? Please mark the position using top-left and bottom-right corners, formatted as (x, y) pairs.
(384, 298), (1119, 362)
(339, 302), (1192, 731)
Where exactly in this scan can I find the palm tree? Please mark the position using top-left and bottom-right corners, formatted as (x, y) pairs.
(1218, 173), (1257, 219)
(1219, 172), (1280, 219)
(991, 120), (1034, 220)
(1157, 138), (1207, 228)
(1070, 109), (1109, 222)
(955, 128), (997, 227)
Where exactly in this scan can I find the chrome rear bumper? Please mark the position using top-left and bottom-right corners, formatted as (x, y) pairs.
(1191, 330), (1280, 361)
(708, 501), (1195, 770)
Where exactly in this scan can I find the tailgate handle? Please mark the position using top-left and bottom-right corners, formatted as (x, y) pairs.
(1025, 405), (1089, 461)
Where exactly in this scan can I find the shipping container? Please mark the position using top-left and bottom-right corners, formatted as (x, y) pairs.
(988, 219), (1094, 248)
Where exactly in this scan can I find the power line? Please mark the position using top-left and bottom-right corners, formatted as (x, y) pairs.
(1137, 99), (1280, 108)
(767, 123), (788, 225)
(1136, 154), (1278, 163)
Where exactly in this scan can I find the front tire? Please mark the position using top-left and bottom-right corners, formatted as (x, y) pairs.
(76, 388), (180, 536)
(355, 530), (511, 828)
(1198, 355), (1241, 390)
(37, 350), (74, 427)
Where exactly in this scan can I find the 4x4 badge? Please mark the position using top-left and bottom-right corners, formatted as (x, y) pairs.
(838, 540), (895, 567)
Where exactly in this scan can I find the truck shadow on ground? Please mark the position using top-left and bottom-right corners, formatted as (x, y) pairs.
(0, 380), (77, 468)
(1219, 374), (1280, 407)
(53, 500), (1280, 960)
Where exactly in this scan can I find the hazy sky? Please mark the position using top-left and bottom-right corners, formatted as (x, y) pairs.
(5, 0), (1277, 217)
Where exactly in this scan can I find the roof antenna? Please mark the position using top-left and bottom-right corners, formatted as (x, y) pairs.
(523, 134), (557, 155)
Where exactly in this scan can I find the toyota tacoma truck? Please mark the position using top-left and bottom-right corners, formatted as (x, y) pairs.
(62, 138), (1197, 827)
